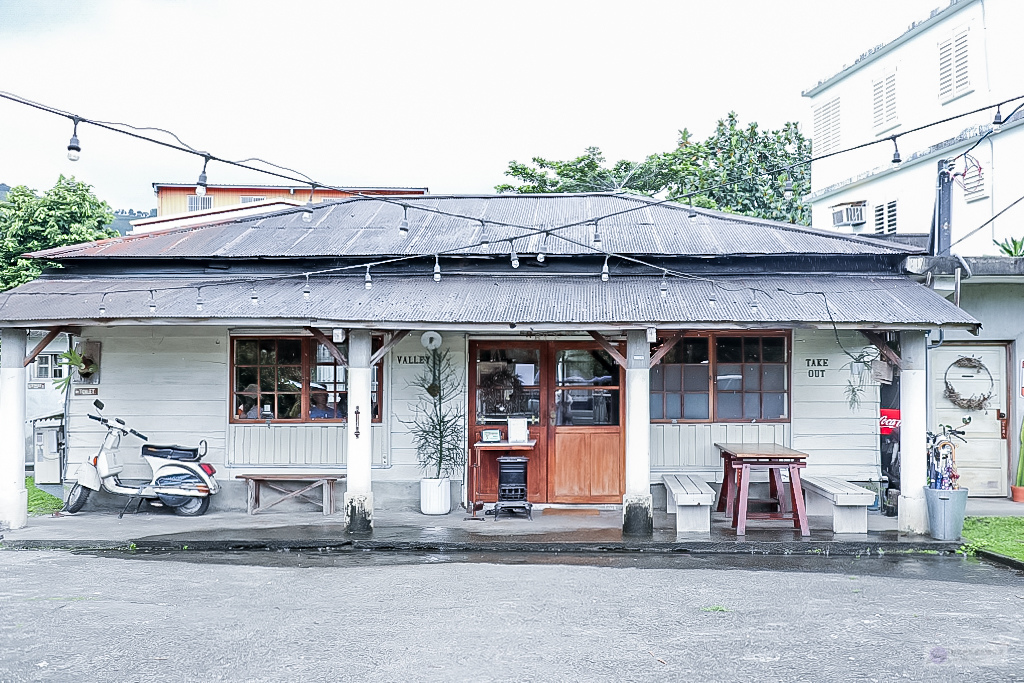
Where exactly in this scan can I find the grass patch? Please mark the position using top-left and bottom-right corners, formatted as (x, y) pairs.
(26, 477), (63, 516)
(961, 517), (1024, 562)
(701, 605), (729, 613)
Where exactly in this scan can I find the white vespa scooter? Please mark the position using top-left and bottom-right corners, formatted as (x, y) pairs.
(65, 400), (220, 517)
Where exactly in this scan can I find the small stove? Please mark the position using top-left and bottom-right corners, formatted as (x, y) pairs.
(493, 456), (532, 520)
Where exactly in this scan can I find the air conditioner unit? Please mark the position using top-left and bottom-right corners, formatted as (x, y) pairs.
(830, 201), (867, 227)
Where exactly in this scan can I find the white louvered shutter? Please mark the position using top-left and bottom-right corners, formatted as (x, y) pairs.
(963, 164), (987, 202)
(813, 97), (840, 154)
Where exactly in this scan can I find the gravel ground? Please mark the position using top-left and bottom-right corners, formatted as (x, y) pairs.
(0, 550), (1021, 682)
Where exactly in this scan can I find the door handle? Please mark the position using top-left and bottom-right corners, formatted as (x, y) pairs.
(549, 409), (556, 426)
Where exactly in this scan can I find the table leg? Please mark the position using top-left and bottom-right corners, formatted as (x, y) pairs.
(789, 464), (809, 537)
(733, 464), (751, 535)
(716, 457), (730, 513)
(722, 458), (738, 516)
(246, 479), (257, 515)
(769, 467), (788, 513)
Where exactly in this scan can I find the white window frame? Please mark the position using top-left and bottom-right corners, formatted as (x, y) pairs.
(187, 194), (214, 212)
(938, 25), (972, 104)
(812, 97), (841, 155)
(31, 354), (64, 381)
(872, 68), (898, 134)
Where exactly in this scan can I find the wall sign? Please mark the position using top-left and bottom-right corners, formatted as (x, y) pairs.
(805, 358), (828, 378)
(27, 382), (45, 390)
(396, 355), (429, 365)
(74, 387), (98, 396)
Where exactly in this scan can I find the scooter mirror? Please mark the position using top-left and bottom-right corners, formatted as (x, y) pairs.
(962, 416), (972, 425)
(93, 399), (105, 411)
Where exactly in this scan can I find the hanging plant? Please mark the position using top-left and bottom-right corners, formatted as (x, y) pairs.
(942, 356), (994, 411)
(53, 348), (97, 392)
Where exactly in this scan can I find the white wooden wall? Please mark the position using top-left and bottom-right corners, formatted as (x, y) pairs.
(650, 423), (791, 481)
(227, 424), (385, 468)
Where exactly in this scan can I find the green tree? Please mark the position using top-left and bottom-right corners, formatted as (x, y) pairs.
(496, 113), (811, 225)
(0, 175), (116, 290)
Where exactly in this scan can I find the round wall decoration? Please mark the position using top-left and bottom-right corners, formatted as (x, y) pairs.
(942, 356), (994, 411)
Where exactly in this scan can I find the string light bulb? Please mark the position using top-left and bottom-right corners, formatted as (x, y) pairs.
(601, 255), (610, 282)
(510, 242), (520, 269)
(98, 293), (106, 316)
(250, 285), (258, 306)
(890, 137), (901, 166)
(399, 206), (410, 237)
(707, 287), (717, 309)
(148, 290), (156, 313)
(301, 185), (316, 222)
(660, 270), (668, 298)
(688, 199), (697, 219)
(195, 156), (210, 196)
(993, 106), (1003, 133)
(433, 255), (441, 282)
(592, 221), (602, 249)
(195, 288), (204, 312)
(537, 232), (548, 263)
(364, 266), (372, 290)
(302, 274), (311, 300)
(750, 291), (759, 313)
(783, 179), (794, 200)
(66, 117), (81, 161)
(478, 220), (489, 247)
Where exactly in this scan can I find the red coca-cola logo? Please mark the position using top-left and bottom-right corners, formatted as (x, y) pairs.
(880, 408), (901, 434)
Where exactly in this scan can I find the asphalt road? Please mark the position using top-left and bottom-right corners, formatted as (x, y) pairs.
(0, 551), (1021, 682)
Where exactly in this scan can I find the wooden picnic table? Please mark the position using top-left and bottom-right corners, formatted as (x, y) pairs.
(236, 474), (345, 516)
(714, 443), (809, 537)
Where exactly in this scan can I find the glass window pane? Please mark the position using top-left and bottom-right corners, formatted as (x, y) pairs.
(717, 364), (742, 391)
(665, 393), (682, 420)
(717, 393), (742, 419)
(744, 393), (761, 419)
(664, 364), (682, 392)
(556, 389), (619, 425)
(763, 365), (787, 391)
(316, 341), (348, 364)
(650, 365), (664, 391)
(279, 393), (300, 419)
(743, 364), (760, 391)
(743, 338), (761, 363)
(310, 390), (342, 419)
(278, 366), (302, 392)
(682, 338), (709, 364)
(235, 393), (259, 419)
(717, 337), (742, 363)
(650, 393), (664, 420)
(762, 337), (786, 363)
(236, 340), (258, 365)
(683, 365), (708, 390)
(278, 340), (301, 365)
(258, 340), (276, 364)
(556, 349), (618, 386)
(312, 364), (337, 384)
(684, 393), (710, 419)
(764, 392), (787, 419)
(236, 367), (257, 391)
(259, 367), (276, 392)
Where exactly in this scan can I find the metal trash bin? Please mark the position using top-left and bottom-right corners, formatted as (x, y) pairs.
(923, 487), (969, 541)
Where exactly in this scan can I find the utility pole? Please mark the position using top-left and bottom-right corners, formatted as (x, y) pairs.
(933, 158), (953, 256)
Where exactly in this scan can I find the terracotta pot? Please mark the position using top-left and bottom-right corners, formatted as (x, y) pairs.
(1011, 485), (1024, 503)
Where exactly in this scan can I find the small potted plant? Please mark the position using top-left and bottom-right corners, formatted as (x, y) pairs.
(404, 347), (466, 514)
(53, 348), (98, 391)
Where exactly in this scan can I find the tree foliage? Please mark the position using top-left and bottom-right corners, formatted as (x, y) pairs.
(496, 113), (811, 225)
(0, 175), (116, 291)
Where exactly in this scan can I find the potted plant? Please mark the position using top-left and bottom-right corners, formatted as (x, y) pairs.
(1012, 420), (1024, 502)
(405, 347), (466, 515)
(53, 348), (97, 391)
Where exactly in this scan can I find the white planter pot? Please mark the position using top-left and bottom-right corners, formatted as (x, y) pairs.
(420, 478), (451, 515)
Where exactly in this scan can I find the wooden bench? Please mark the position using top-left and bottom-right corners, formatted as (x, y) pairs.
(662, 474), (716, 533)
(801, 476), (875, 533)
(237, 474), (344, 516)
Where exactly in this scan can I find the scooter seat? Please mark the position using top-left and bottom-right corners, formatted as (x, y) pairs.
(142, 444), (201, 461)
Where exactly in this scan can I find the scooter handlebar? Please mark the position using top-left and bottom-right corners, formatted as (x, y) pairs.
(130, 428), (148, 441)
(87, 413), (104, 423)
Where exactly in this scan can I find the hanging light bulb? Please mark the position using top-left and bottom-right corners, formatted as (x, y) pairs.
(537, 232), (548, 263)
(783, 179), (794, 200)
(592, 221), (602, 249)
(890, 137), (901, 166)
(707, 287), (717, 309)
(750, 291), (759, 313)
(478, 220), (489, 247)
(301, 205), (314, 222)
(195, 288), (204, 312)
(364, 266), (372, 290)
(195, 156), (210, 196)
(399, 206), (410, 237)
(433, 255), (441, 282)
(601, 255), (610, 282)
(688, 199), (697, 219)
(66, 117), (81, 161)
(993, 105), (1003, 133)
(510, 242), (520, 269)
(98, 293), (106, 316)
(660, 270), (668, 299)
(148, 290), (157, 313)
(250, 285), (258, 306)
(302, 274), (311, 300)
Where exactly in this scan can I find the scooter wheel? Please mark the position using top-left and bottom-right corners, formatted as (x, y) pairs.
(64, 484), (90, 514)
(172, 496), (210, 517)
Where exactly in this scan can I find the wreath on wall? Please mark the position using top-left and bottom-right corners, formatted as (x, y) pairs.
(943, 356), (994, 411)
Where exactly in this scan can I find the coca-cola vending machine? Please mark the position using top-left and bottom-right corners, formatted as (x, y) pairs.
(879, 408), (901, 515)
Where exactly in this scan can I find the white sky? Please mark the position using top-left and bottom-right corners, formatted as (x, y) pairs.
(0, 0), (944, 210)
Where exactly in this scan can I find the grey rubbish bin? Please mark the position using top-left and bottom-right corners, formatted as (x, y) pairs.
(923, 487), (969, 540)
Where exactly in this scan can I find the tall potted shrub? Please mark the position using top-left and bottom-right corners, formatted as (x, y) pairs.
(1013, 420), (1024, 502)
(405, 348), (466, 514)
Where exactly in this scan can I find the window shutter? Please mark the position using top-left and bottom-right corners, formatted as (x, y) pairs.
(874, 204), (886, 234)
(187, 195), (214, 212)
(884, 72), (897, 124)
(813, 97), (840, 154)
(939, 27), (970, 102)
(873, 72), (898, 130)
(872, 79), (885, 129)
(953, 28), (970, 96)
(963, 164), (987, 202)
(938, 37), (954, 100)
(874, 201), (897, 235)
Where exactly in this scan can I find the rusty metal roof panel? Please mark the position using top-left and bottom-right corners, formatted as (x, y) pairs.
(0, 273), (977, 329)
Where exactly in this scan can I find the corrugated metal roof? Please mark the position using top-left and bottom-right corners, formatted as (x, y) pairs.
(30, 194), (920, 260)
(0, 273), (978, 329)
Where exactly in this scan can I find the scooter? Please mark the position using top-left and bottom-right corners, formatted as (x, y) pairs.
(64, 400), (220, 517)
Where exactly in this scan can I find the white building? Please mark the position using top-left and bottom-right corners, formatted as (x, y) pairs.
(803, 0), (1024, 257)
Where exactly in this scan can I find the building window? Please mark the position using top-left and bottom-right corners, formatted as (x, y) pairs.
(650, 334), (789, 423)
(31, 354), (64, 381)
(874, 200), (897, 235)
(231, 337), (381, 423)
(812, 97), (841, 155)
(872, 70), (898, 132)
(239, 196), (267, 204)
(938, 26), (971, 102)
(187, 194), (214, 212)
